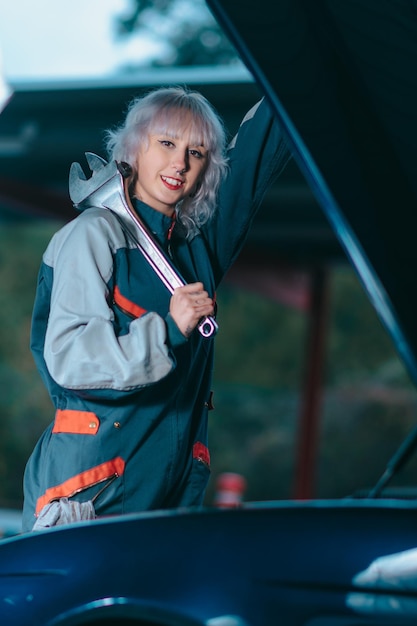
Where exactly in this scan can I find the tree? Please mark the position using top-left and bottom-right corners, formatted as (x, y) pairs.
(114, 0), (238, 67)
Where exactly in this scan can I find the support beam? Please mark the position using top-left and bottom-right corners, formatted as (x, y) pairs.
(293, 267), (330, 499)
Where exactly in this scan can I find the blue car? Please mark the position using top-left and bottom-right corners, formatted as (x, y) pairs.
(2, 501), (417, 625)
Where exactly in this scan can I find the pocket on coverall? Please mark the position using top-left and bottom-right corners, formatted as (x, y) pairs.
(35, 409), (125, 516)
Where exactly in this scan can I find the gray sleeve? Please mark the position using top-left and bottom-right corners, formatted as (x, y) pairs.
(43, 210), (176, 391)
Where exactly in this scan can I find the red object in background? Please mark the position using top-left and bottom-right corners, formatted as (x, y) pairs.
(214, 472), (247, 508)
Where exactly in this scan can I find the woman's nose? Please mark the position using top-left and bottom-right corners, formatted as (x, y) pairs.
(173, 153), (188, 175)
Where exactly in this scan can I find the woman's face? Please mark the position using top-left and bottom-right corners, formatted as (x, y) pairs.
(133, 124), (208, 216)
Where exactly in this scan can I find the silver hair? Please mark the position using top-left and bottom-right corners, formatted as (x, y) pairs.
(104, 86), (229, 238)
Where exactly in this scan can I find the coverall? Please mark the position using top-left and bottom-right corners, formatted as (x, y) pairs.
(22, 99), (289, 532)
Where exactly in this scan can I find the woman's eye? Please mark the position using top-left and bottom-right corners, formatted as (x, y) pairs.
(189, 149), (204, 159)
(159, 140), (174, 147)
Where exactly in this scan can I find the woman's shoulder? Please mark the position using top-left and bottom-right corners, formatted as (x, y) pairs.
(43, 206), (128, 265)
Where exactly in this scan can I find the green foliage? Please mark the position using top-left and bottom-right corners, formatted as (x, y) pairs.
(205, 382), (297, 503)
(206, 270), (417, 505)
(214, 285), (306, 388)
(0, 223), (56, 508)
(326, 268), (401, 384)
(318, 391), (417, 498)
(114, 0), (238, 68)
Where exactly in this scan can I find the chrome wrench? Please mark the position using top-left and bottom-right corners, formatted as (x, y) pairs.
(69, 152), (218, 338)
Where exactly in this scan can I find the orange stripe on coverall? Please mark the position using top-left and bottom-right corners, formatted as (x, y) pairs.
(113, 284), (147, 318)
(35, 457), (126, 515)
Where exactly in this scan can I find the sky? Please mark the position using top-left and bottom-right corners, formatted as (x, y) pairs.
(0, 0), (163, 82)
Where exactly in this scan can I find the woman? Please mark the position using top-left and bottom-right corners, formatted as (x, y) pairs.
(22, 86), (289, 532)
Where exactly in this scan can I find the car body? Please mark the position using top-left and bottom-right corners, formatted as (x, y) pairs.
(2, 500), (417, 625)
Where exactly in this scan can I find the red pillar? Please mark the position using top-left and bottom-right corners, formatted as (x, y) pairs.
(293, 267), (330, 499)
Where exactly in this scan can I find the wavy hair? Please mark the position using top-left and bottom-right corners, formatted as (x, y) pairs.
(105, 86), (229, 238)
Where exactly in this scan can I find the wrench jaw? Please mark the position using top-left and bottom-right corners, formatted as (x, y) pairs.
(69, 152), (123, 211)
(68, 161), (88, 208)
(85, 151), (107, 173)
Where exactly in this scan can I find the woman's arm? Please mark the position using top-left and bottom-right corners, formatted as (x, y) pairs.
(205, 98), (291, 284)
(39, 208), (178, 393)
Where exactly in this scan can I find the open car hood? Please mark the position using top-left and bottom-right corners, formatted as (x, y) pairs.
(206, 0), (417, 385)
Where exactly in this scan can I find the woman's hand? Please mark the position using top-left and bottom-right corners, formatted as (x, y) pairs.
(169, 282), (214, 338)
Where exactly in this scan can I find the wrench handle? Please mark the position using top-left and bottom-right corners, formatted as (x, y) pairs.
(117, 165), (218, 339)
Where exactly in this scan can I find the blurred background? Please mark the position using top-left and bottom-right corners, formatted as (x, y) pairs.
(0, 0), (416, 521)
